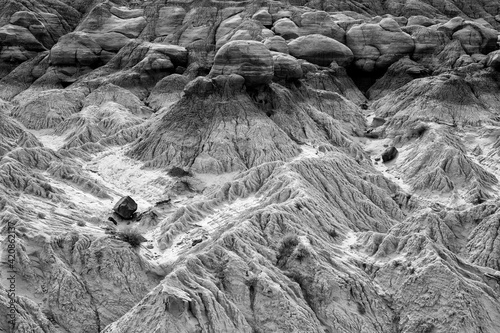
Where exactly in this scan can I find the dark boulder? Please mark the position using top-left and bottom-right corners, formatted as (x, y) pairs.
(364, 129), (379, 139)
(113, 196), (138, 219)
(382, 146), (398, 162)
(168, 166), (192, 178)
(371, 117), (386, 128)
(192, 238), (203, 246)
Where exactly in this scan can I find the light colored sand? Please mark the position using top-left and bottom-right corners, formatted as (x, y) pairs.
(28, 129), (66, 151)
(84, 146), (169, 209)
(291, 144), (324, 161)
(363, 137), (413, 193)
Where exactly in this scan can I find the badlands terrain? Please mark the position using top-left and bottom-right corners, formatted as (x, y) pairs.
(1, 0), (500, 332)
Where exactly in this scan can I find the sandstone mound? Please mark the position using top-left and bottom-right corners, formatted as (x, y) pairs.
(77, 2), (146, 48)
(346, 18), (415, 72)
(154, 6), (186, 39)
(0, 1), (80, 77)
(271, 52), (303, 80)
(55, 102), (144, 149)
(441, 18), (498, 55)
(82, 83), (148, 116)
(298, 11), (345, 41)
(373, 73), (499, 129)
(129, 75), (300, 173)
(11, 88), (86, 130)
(146, 74), (190, 111)
(302, 63), (366, 105)
(263, 35), (289, 53)
(288, 34), (353, 67)
(406, 25), (450, 64)
(404, 17), (498, 71)
(322, 0), (500, 30)
(49, 32), (108, 69)
(46, 2), (148, 81)
(209, 40), (274, 86)
(130, 67), (369, 174)
(264, 81), (366, 140)
(72, 41), (188, 99)
(215, 19), (269, 50)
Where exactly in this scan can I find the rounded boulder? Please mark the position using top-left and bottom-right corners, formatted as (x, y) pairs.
(209, 40), (274, 86)
(252, 9), (272, 27)
(272, 52), (303, 80)
(288, 34), (353, 67)
(272, 18), (299, 40)
(299, 11), (345, 42)
(264, 36), (289, 53)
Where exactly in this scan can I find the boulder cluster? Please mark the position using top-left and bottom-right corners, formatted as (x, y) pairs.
(3, 1), (498, 92)
(206, 11), (500, 85)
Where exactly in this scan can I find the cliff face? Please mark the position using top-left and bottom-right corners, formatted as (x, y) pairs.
(1, 0), (500, 332)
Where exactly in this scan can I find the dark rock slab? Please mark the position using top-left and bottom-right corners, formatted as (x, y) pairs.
(113, 196), (138, 219)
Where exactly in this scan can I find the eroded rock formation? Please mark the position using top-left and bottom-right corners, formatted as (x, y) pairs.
(1, 0), (500, 332)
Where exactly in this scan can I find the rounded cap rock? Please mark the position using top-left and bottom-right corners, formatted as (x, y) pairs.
(288, 34), (354, 67)
(209, 40), (274, 87)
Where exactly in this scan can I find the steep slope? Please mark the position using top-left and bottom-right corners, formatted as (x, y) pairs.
(1, 0), (500, 333)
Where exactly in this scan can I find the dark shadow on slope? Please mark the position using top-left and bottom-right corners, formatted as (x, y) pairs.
(346, 65), (386, 97)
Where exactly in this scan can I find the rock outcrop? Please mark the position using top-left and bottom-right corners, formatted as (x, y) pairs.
(347, 18), (415, 72)
(0, 1), (81, 77)
(271, 52), (303, 80)
(375, 74), (500, 129)
(129, 74), (300, 173)
(2, 1), (500, 333)
(288, 34), (354, 67)
(209, 40), (274, 86)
